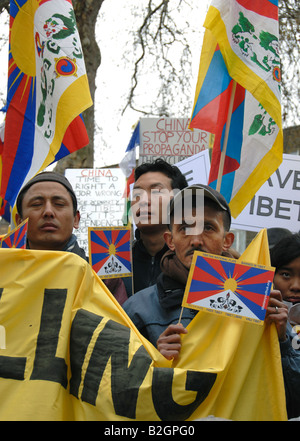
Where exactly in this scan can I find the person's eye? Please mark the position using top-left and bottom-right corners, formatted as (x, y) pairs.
(131, 190), (142, 200)
(178, 225), (188, 233)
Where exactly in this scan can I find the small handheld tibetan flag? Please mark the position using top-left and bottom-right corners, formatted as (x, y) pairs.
(1, 218), (28, 249)
(88, 227), (132, 279)
(182, 251), (275, 324)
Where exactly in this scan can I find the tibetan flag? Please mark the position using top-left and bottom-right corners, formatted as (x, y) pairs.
(119, 121), (140, 225)
(88, 227), (132, 279)
(189, 0), (283, 218)
(0, 218), (28, 249)
(0, 0), (92, 215)
(183, 250), (275, 324)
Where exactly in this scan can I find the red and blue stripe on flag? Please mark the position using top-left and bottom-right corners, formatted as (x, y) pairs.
(1, 218), (28, 249)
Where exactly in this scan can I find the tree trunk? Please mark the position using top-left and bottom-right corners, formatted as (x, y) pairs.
(54, 0), (105, 173)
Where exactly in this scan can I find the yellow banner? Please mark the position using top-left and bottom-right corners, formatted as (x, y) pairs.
(0, 232), (287, 420)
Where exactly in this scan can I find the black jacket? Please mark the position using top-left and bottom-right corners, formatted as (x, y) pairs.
(132, 231), (169, 294)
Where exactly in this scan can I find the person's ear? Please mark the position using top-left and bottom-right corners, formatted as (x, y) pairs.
(222, 231), (235, 252)
(164, 230), (175, 251)
(15, 213), (22, 226)
(73, 210), (80, 229)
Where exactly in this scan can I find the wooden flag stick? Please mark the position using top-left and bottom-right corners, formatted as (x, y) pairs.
(216, 80), (237, 193)
(178, 306), (184, 325)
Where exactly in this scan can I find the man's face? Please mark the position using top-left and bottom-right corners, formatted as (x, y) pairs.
(164, 205), (234, 269)
(131, 171), (174, 231)
(273, 256), (300, 305)
(16, 181), (80, 251)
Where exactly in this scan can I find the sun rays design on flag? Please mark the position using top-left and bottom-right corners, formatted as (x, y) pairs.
(89, 228), (131, 277)
(2, 0), (90, 211)
(1, 220), (28, 249)
(186, 254), (273, 321)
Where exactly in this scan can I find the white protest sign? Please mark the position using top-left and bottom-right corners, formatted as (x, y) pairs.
(65, 169), (126, 254)
(231, 154), (300, 233)
(175, 149), (211, 186)
(175, 152), (300, 234)
(139, 117), (211, 165)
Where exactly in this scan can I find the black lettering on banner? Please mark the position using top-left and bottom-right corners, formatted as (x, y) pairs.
(0, 356), (27, 380)
(81, 318), (152, 419)
(152, 368), (217, 421)
(70, 309), (152, 419)
(0, 288), (27, 380)
(69, 309), (104, 397)
(30, 289), (68, 388)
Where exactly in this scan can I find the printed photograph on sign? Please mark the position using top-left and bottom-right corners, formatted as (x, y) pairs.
(88, 227), (132, 279)
(183, 251), (275, 324)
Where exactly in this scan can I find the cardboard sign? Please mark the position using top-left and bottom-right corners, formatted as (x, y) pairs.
(139, 117), (211, 165)
(65, 168), (126, 254)
(88, 226), (132, 279)
(183, 251), (275, 324)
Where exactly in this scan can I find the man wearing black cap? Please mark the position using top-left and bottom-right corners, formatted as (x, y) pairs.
(124, 184), (290, 361)
(16, 171), (128, 304)
(16, 171), (85, 258)
(123, 184), (235, 354)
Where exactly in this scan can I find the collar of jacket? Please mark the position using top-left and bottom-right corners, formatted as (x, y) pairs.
(157, 272), (185, 310)
(133, 228), (169, 258)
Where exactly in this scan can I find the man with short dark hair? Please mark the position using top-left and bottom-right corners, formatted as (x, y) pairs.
(124, 184), (289, 361)
(130, 159), (187, 294)
(124, 184), (235, 351)
(16, 171), (85, 258)
(16, 171), (128, 304)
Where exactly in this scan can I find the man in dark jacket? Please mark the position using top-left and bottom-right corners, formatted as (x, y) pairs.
(124, 184), (235, 349)
(16, 171), (127, 304)
(124, 184), (290, 360)
(130, 159), (187, 294)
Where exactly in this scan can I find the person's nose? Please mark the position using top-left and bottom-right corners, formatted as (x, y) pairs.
(139, 190), (150, 207)
(42, 201), (55, 217)
(290, 277), (300, 292)
(189, 232), (203, 249)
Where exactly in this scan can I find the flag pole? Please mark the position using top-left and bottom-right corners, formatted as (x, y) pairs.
(216, 80), (237, 192)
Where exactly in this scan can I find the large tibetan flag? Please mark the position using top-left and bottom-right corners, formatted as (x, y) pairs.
(88, 227), (132, 279)
(189, 0), (283, 218)
(0, 0), (92, 217)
